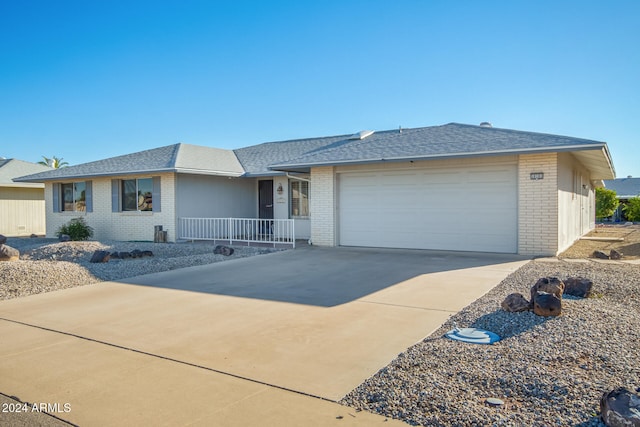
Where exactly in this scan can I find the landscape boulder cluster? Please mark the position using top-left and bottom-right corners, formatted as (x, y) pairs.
(501, 276), (593, 316)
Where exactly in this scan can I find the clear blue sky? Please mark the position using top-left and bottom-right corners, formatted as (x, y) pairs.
(1, 1), (638, 177)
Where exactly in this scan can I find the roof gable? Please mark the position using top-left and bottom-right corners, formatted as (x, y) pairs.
(233, 134), (350, 176)
(15, 144), (244, 182)
(0, 159), (52, 187)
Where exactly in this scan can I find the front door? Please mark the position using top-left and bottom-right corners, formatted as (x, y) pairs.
(258, 180), (274, 219)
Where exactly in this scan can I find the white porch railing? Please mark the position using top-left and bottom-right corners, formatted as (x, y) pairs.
(178, 218), (295, 248)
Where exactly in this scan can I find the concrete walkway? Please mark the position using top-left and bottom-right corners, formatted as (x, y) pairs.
(0, 246), (528, 426)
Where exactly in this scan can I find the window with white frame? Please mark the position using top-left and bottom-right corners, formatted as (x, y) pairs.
(53, 181), (92, 212)
(122, 178), (153, 211)
(290, 179), (309, 218)
(111, 177), (160, 212)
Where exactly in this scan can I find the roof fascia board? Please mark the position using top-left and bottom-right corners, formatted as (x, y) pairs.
(239, 171), (287, 178)
(14, 168), (180, 182)
(174, 168), (244, 177)
(269, 143), (609, 170)
(1, 182), (45, 188)
(601, 143), (616, 178)
(16, 167), (245, 182)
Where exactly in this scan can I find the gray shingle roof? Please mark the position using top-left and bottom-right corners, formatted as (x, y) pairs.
(13, 123), (615, 182)
(15, 143), (244, 182)
(0, 159), (52, 187)
(269, 123), (609, 169)
(233, 134), (351, 176)
(603, 177), (640, 199)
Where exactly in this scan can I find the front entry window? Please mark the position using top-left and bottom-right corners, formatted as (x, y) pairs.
(290, 180), (309, 218)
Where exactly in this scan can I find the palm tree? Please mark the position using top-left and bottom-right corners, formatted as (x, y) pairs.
(38, 156), (69, 168)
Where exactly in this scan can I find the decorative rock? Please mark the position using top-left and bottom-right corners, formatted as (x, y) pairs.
(0, 244), (20, 261)
(563, 277), (593, 298)
(130, 249), (142, 258)
(59, 234), (71, 242)
(213, 245), (234, 256)
(593, 250), (610, 259)
(610, 249), (623, 260)
(600, 387), (640, 427)
(89, 250), (111, 263)
(141, 250), (154, 257)
(120, 251), (132, 259)
(531, 277), (564, 302)
(0, 234), (6, 245)
(485, 397), (505, 407)
(110, 251), (121, 259)
(501, 293), (530, 312)
(532, 291), (562, 317)
(30, 234), (38, 238)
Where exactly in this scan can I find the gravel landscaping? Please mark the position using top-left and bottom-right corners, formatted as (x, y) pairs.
(2, 236), (639, 426)
(341, 259), (640, 426)
(0, 238), (282, 301)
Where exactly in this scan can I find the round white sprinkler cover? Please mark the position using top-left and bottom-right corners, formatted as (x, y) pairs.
(445, 327), (500, 344)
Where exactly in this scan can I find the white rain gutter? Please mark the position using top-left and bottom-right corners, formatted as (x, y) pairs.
(285, 172), (311, 182)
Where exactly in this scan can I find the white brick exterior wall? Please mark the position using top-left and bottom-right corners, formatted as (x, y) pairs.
(44, 173), (177, 242)
(310, 166), (336, 246)
(517, 153), (559, 256)
(309, 154), (591, 256)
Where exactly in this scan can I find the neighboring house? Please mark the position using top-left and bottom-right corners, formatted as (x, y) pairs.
(0, 158), (52, 236)
(603, 176), (640, 222)
(15, 123), (615, 256)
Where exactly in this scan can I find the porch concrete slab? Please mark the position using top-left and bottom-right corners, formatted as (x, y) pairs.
(0, 321), (400, 427)
(0, 246), (528, 423)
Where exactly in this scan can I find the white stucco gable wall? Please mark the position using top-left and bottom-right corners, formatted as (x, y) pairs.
(556, 152), (595, 254)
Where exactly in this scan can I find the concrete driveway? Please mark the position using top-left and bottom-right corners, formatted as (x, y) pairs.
(0, 246), (528, 426)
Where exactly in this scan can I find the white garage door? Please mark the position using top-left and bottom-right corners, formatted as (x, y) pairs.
(338, 164), (517, 253)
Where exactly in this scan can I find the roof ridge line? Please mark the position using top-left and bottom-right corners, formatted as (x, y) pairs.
(170, 143), (183, 168)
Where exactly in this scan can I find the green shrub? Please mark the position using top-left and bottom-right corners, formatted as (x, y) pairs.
(56, 217), (94, 241)
(595, 187), (618, 220)
(622, 197), (640, 222)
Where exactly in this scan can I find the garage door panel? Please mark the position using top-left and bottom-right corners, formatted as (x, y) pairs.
(338, 165), (517, 253)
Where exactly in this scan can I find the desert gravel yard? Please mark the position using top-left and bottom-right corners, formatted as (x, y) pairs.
(0, 238), (281, 300)
(341, 259), (640, 426)
(2, 234), (640, 426)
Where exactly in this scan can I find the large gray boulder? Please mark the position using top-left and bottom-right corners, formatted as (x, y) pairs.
(593, 250), (610, 259)
(501, 293), (530, 312)
(214, 245), (234, 256)
(89, 250), (111, 263)
(610, 249), (624, 260)
(532, 291), (562, 317)
(0, 244), (19, 261)
(600, 388), (640, 427)
(564, 277), (593, 298)
(530, 277), (564, 303)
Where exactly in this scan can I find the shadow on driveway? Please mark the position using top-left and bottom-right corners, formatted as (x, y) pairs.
(120, 246), (528, 307)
